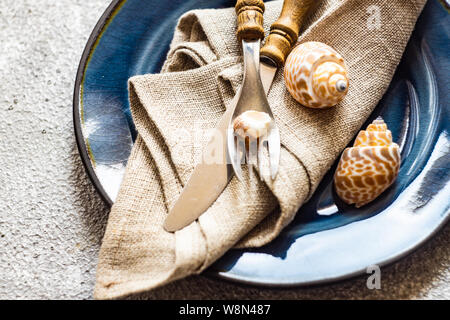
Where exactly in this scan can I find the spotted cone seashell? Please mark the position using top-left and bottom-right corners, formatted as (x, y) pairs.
(284, 41), (349, 108)
(334, 117), (400, 208)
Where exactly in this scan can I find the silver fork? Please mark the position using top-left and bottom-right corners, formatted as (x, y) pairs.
(227, 38), (280, 181)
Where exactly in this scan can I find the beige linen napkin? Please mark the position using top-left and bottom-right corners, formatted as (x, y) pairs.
(94, 0), (426, 299)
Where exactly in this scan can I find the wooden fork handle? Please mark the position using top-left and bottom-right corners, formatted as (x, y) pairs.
(260, 0), (316, 66)
(235, 0), (265, 42)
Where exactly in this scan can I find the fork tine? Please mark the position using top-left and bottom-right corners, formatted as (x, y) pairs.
(227, 127), (244, 181)
(257, 137), (264, 180)
(235, 136), (245, 180)
(244, 137), (250, 165)
(247, 138), (257, 166)
(227, 129), (239, 180)
(267, 126), (280, 179)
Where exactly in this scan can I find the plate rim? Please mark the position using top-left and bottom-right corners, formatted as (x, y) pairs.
(73, 0), (122, 206)
(73, 0), (450, 289)
(205, 215), (449, 288)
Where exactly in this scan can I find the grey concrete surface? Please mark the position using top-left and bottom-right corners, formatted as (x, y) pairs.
(0, 0), (448, 299)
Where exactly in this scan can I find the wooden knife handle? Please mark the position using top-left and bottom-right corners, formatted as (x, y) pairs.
(260, 0), (316, 66)
(235, 0), (265, 42)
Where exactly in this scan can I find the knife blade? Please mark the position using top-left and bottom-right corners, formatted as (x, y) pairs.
(163, 90), (238, 232)
(163, 0), (316, 232)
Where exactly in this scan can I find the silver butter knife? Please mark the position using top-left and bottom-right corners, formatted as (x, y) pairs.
(163, 0), (315, 232)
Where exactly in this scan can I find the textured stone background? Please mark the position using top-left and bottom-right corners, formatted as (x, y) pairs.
(0, 0), (448, 300)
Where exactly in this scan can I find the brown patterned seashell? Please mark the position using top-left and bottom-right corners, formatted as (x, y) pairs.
(233, 110), (271, 140)
(284, 41), (349, 109)
(334, 117), (400, 208)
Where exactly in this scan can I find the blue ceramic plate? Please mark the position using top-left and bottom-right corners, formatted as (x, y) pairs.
(74, 0), (450, 287)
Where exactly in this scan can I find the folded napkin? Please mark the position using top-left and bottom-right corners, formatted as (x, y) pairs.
(94, 0), (426, 299)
